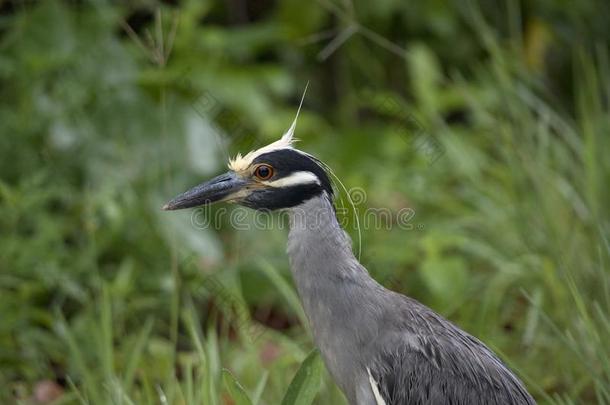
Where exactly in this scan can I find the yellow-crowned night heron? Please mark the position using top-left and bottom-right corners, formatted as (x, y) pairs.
(163, 108), (536, 405)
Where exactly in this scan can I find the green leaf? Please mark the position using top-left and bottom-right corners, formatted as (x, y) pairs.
(281, 349), (323, 405)
(222, 368), (253, 405)
(252, 370), (269, 405)
(257, 260), (309, 329)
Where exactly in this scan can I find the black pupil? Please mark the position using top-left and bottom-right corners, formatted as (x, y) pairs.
(257, 166), (270, 178)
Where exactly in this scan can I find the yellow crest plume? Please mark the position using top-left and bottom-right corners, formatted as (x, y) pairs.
(228, 83), (308, 172)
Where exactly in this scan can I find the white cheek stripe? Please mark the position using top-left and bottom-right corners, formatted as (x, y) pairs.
(263, 171), (320, 188)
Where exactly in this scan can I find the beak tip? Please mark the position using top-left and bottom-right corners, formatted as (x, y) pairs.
(162, 172), (242, 212)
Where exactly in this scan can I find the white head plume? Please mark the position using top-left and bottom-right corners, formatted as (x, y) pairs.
(228, 83), (309, 172)
(280, 81), (308, 145)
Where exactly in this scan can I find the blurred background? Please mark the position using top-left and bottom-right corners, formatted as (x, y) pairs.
(1, 0), (609, 403)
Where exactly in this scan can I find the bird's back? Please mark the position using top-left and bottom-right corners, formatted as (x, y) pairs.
(364, 292), (536, 405)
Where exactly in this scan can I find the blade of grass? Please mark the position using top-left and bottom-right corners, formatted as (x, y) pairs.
(206, 313), (221, 405)
(56, 313), (101, 404)
(252, 370), (269, 405)
(222, 368), (253, 405)
(123, 317), (154, 393)
(257, 260), (308, 329)
(281, 349), (323, 405)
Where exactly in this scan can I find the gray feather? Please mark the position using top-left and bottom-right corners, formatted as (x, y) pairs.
(287, 194), (535, 405)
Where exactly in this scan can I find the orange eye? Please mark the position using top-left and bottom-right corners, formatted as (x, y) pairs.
(254, 164), (274, 180)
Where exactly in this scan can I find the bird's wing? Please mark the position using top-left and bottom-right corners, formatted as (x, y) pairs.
(367, 296), (536, 405)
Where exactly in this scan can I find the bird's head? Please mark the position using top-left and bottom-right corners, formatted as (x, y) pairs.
(163, 107), (333, 212)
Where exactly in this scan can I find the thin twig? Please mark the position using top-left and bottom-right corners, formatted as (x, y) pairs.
(156, 9), (165, 66)
(317, 24), (358, 61)
(120, 20), (158, 64)
(165, 11), (180, 63)
(296, 28), (340, 46)
(313, 0), (409, 60)
(358, 25), (409, 60)
(144, 28), (161, 65)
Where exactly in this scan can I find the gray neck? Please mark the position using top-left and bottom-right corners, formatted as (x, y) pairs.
(287, 193), (366, 283)
(286, 193), (382, 324)
(286, 193), (385, 394)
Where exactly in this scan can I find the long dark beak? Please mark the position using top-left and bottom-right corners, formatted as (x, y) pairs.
(163, 171), (248, 210)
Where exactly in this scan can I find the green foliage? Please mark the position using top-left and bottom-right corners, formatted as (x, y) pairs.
(222, 369), (253, 405)
(0, 0), (609, 404)
(281, 350), (323, 405)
